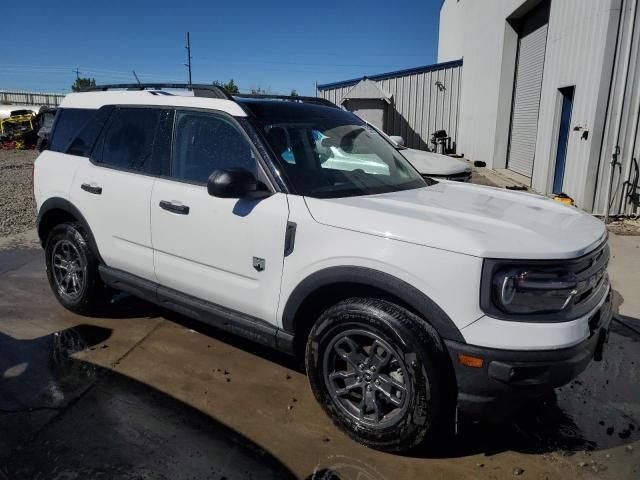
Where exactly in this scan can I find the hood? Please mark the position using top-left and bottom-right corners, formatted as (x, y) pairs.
(304, 182), (607, 259)
(400, 148), (471, 176)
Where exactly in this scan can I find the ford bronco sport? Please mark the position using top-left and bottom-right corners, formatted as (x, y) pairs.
(34, 84), (612, 452)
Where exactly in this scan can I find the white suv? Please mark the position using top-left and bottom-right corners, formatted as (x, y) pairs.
(34, 84), (612, 452)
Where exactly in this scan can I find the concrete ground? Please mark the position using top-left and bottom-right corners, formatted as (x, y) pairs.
(0, 236), (639, 479)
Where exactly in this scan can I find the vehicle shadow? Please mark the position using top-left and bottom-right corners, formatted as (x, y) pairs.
(152, 299), (640, 461)
(50, 290), (640, 464)
(0, 324), (296, 479)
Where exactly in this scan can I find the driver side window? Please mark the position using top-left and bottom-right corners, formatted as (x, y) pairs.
(172, 111), (256, 184)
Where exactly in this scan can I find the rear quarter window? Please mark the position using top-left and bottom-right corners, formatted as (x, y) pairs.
(49, 108), (96, 153)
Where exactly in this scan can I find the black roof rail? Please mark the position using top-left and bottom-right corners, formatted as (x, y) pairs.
(233, 93), (338, 108)
(81, 84), (338, 108)
(81, 83), (232, 100)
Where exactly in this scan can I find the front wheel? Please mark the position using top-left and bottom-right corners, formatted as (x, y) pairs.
(305, 298), (453, 452)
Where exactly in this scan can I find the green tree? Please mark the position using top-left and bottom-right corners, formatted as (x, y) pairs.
(223, 79), (239, 94)
(71, 77), (96, 92)
(290, 89), (299, 97)
(213, 79), (239, 94)
(250, 86), (271, 95)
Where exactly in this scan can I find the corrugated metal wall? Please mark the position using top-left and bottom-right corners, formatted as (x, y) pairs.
(0, 90), (65, 107)
(594, 0), (640, 215)
(530, 0), (620, 210)
(318, 61), (462, 151)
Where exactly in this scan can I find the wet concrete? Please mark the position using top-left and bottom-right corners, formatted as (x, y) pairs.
(0, 245), (639, 479)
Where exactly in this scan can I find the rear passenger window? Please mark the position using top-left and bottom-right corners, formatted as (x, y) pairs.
(50, 108), (95, 153)
(67, 106), (113, 157)
(172, 111), (256, 184)
(94, 108), (163, 174)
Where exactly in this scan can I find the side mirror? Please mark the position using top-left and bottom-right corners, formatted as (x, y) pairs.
(207, 169), (271, 199)
(389, 135), (405, 147)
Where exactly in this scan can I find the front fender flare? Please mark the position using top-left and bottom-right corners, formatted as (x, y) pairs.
(281, 266), (465, 343)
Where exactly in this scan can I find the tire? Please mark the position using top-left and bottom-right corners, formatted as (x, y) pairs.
(44, 222), (110, 315)
(305, 298), (453, 452)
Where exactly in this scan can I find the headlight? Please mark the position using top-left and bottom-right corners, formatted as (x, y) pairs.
(492, 268), (578, 314)
(480, 243), (610, 322)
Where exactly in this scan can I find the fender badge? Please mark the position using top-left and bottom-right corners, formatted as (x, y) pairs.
(253, 257), (266, 272)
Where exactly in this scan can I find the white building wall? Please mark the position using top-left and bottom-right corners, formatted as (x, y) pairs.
(533, 0), (620, 209)
(438, 0), (524, 167)
(439, 0), (621, 211)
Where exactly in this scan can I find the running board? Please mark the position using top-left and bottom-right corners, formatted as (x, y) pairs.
(98, 265), (294, 354)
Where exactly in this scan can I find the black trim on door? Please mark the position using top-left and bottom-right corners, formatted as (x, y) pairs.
(98, 265), (294, 353)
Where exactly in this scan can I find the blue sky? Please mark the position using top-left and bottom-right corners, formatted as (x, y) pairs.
(2, 0), (442, 96)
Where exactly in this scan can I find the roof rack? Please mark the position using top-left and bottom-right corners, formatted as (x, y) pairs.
(82, 83), (231, 100)
(81, 83), (339, 108)
(233, 93), (338, 108)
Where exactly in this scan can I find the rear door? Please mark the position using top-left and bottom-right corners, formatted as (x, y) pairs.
(70, 107), (172, 281)
(151, 109), (289, 325)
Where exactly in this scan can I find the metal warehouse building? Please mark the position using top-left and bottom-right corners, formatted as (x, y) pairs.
(317, 60), (463, 152)
(439, 0), (640, 215)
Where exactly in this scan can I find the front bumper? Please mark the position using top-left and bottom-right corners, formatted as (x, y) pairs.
(445, 292), (613, 418)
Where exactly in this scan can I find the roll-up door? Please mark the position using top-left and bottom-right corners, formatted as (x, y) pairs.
(507, 5), (549, 178)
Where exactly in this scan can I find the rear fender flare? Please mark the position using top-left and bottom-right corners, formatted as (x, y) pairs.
(37, 197), (103, 264)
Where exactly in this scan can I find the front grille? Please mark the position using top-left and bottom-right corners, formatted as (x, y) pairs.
(569, 243), (609, 311)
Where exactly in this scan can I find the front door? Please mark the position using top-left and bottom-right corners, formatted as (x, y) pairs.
(151, 109), (289, 325)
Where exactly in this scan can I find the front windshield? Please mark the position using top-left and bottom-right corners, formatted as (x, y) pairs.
(255, 107), (426, 198)
(368, 122), (408, 150)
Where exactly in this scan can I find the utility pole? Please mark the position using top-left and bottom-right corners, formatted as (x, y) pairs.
(184, 32), (193, 87)
(73, 68), (81, 80)
(132, 70), (141, 85)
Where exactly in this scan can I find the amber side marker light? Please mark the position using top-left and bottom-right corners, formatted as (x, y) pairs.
(458, 354), (484, 368)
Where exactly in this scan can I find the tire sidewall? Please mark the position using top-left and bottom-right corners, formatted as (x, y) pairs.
(306, 299), (444, 451)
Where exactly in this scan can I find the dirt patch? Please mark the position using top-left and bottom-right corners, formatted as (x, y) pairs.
(607, 217), (640, 236)
(0, 150), (38, 237)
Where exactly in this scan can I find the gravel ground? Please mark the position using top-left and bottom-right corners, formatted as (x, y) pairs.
(0, 150), (38, 237)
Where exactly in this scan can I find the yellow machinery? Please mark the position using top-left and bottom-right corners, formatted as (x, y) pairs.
(553, 193), (576, 206)
(0, 110), (38, 149)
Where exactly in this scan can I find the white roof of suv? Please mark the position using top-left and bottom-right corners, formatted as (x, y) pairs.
(60, 90), (247, 117)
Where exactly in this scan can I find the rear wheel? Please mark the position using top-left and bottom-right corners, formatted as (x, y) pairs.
(45, 222), (110, 315)
(305, 298), (453, 452)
